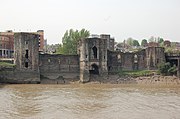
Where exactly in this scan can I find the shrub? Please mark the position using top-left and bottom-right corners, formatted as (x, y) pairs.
(158, 62), (177, 76)
(168, 65), (177, 75)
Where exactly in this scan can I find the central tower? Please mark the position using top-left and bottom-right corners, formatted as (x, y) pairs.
(79, 37), (108, 82)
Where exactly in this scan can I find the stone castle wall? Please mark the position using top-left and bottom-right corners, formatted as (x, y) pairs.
(39, 54), (79, 73)
(146, 47), (165, 70)
(39, 54), (79, 82)
(0, 66), (40, 84)
(10, 33), (40, 83)
(79, 38), (108, 82)
(0, 33), (168, 84)
(14, 33), (40, 71)
(108, 47), (164, 73)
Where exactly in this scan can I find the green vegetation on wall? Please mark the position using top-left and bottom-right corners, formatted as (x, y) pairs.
(158, 62), (177, 76)
(0, 62), (15, 67)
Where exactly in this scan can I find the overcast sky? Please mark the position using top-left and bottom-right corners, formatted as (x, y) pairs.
(0, 0), (180, 44)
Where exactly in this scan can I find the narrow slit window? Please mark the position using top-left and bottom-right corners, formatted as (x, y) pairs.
(25, 50), (29, 58)
(25, 62), (28, 68)
(92, 46), (97, 59)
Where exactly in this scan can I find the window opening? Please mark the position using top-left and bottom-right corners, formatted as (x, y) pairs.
(25, 50), (29, 58)
(92, 46), (97, 59)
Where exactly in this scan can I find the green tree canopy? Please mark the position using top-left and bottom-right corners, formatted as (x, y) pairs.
(157, 37), (164, 43)
(132, 40), (140, 46)
(57, 29), (90, 55)
(141, 39), (148, 47)
(126, 37), (134, 46)
(148, 36), (155, 42)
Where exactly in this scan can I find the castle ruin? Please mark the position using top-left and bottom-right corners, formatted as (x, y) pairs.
(0, 32), (179, 84)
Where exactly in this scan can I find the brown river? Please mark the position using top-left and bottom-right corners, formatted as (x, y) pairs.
(0, 84), (180, 119)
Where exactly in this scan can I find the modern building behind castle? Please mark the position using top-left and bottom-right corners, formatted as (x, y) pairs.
(0, 30), (44, 58)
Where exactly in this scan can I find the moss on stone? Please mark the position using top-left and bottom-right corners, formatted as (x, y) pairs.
(0, 62), (15, 67)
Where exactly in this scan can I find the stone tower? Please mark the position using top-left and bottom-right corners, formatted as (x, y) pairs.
(146, 47), (165, 70)
(14, 33), (40, 83)
(79, 37), (108, 82)
(100, 34), (114, 51)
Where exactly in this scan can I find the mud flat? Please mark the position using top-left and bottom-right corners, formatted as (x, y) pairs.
(85, 75), (180, 86)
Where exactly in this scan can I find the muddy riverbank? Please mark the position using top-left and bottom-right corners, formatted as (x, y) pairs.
(38, 74), (180, 86)
(83, 75), (180, 86)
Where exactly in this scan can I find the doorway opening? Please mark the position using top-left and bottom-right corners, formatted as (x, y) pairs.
(89, 64), (99, 75)
(92, 46), (97, 59)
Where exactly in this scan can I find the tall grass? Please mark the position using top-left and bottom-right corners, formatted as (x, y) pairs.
(0, 62), (15, 67)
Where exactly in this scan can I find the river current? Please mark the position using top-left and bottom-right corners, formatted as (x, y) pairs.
(0, 84), (180, 119)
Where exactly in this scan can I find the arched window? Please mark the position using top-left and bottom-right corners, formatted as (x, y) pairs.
(117, 54), (121, 63)
(25, 50), (29, 68)
(92, 46), (97, 59)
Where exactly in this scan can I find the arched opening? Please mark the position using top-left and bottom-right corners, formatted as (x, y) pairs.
(117, 54), (121, 63)
(134, 54), (138, 63)
(134, 54), (138, 70)
(92, 46), (97, 59)
(167, 59), (178, 67)
(25, 59), (29, 68)
(25, 50), (29, 58)
(89, 64), (99, 75)
(25, 50), (29, 68)
(25, 62), (28, 68)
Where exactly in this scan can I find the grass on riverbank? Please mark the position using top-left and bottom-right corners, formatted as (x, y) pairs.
(0, 62), (15, 67)
(118, 70), (158, 77)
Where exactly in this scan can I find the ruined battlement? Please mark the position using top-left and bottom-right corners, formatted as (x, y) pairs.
(1, 32), (179, 84)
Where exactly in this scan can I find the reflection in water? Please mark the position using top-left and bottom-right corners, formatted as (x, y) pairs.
(0, 84), (180, 119)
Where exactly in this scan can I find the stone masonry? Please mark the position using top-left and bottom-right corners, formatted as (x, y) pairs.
(13, 33), (40, 83)
(2, 33), (169, 83)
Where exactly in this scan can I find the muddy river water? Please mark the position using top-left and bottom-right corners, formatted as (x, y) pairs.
(0, 84), (180, 119)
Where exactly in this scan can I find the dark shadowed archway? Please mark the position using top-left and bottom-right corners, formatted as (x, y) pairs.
(167, 59), (178, 67)
(89, 64), (99, 75)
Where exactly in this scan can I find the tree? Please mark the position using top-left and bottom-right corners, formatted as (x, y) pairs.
(148, 36), (155, 42)
(141, 39), (148, 47)
(157, 37), (164, 44)
(57, 29), (90, 55)
(132, 40), (140, 46)
(126, 37), (134, 46)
